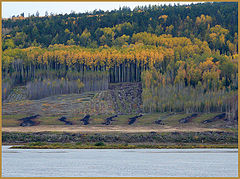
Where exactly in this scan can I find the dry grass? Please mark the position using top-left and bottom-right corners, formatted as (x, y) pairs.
(2, 125), (224, 133)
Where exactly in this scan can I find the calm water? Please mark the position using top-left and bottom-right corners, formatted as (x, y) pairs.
(2, 146), (238, 177)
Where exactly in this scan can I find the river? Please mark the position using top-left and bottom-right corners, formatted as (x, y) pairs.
(2, 146), (238, 177)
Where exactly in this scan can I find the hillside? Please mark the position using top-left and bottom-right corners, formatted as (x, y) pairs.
(2, 2), (238, 135)
(3, 84), (237, 132)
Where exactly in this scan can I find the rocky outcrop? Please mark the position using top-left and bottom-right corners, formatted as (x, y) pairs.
(80, 114), (90, 125)
(155, 120), (164, 125)
(128, 114), (143, 125)
(202, 113), (226, 124)
(58, 117), (73, 125)
(19, 115), (40, 127)
(179, 113), (198, 124)
(102, 115), (118, 125)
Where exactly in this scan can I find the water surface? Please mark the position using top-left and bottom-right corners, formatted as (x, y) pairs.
(2, 146), (238, 177)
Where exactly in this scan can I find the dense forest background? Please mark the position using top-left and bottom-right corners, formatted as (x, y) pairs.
(2, 2), (238, 52)
(2, 2), (238, 120)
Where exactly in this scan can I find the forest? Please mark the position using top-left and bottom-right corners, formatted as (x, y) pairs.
(2, 2), (238, 120)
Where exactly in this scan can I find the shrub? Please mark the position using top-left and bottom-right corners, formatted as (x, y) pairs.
(94, 142), (105, 146)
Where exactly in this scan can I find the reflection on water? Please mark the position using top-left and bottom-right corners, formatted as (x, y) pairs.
(2, 146), (238, 177)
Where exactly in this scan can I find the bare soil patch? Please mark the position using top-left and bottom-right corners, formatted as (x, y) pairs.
(2, 125), (224, 133)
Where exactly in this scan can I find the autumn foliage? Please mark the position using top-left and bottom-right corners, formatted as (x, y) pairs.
(2, 3), (238, 120)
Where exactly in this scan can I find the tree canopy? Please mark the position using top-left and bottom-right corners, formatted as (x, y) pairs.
(2, 2), (238, 118)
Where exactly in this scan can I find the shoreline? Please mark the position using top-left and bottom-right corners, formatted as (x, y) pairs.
(3, 131), (237, 149)
(7, 143), (238, 149)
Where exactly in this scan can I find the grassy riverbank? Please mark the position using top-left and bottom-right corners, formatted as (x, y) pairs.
(10, 142), (237, 149)
(4, 131), (237, 149)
